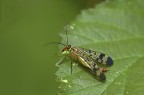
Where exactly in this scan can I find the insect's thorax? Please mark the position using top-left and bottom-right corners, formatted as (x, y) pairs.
(67, 46), (82, 60)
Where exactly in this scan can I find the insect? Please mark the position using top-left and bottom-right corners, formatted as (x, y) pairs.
(48, 25), (113, 80)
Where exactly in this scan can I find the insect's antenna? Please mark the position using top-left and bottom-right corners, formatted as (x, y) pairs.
(65, 24), (69, 46)
(43, 42), (66, 46)
(64, 18), (69, 46)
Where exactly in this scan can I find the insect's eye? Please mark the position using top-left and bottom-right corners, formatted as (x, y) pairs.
(62, 49), (64, 52)
(62, 47), (70, 52)
(62, 48), (66, 52)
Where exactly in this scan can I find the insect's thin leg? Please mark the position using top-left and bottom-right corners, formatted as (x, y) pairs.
(58, 56), (67, 65)
(71, 60), (73, 75)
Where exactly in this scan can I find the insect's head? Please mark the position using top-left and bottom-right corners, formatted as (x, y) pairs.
(62, 45), (72, 55)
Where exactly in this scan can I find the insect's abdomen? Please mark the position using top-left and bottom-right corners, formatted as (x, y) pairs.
(85, 50), (113, 66)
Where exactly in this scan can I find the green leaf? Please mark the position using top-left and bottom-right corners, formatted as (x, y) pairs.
(56, 0), (144, 95)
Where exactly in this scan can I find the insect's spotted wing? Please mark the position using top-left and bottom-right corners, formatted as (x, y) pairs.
(77, 53), (106, 80)
(81, 48), (113, 66)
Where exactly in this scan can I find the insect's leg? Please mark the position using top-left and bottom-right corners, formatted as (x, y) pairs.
(58, 56), (67, 65)
(71, 60), (73, 75)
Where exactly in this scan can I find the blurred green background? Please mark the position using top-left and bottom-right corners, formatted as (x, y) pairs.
(0, 0), (90, 95)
